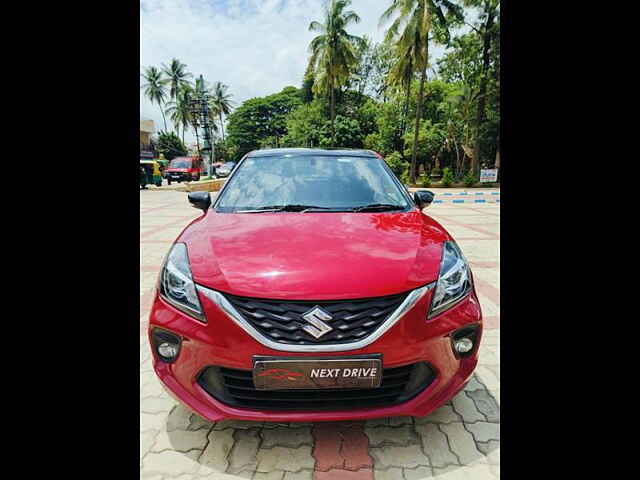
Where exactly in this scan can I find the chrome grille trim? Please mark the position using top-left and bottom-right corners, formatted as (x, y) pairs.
(196, 283), (435, 353)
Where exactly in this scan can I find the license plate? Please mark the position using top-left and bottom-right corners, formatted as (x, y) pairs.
(253, 355), (382, 390)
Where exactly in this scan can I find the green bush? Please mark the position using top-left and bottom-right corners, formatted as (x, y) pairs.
(400, 165), (411, 185)
(420, 174), (431, 188)
(385, 151), (406, 177)
(463, 170), (476, 187)
(441, 167), (454, 187)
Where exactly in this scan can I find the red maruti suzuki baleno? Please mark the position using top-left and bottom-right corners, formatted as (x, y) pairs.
(148, 148), (482, 422)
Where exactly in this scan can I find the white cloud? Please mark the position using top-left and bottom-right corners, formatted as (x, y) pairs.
(140, 0), (461, 142)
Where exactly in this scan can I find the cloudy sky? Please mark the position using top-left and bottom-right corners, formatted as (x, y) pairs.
(140, 0), (467, 143)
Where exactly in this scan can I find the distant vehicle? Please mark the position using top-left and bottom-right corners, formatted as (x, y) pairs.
(216, 161), (236, 178)
(165, 157), (202, 184)
(140, 160), (162, 189)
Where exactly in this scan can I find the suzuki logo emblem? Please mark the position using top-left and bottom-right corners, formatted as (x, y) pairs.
(301, 306), (334, 339)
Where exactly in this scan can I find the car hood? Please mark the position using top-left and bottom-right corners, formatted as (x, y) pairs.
(167, 168), (189, 172)
(180, 210), (450, 300)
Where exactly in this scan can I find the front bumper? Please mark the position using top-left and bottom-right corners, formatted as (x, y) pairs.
(147, 286), (482, 422)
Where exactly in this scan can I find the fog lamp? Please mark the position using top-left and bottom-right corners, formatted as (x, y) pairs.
(450, 324), (480, 358)
(151, 328), (182, 363)
(158, 342), (179, 359)
(454, 338), (473, 354)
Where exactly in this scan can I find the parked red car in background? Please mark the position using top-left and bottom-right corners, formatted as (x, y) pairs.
(148, 148), (482, 422)
(164, 156), (202, 184)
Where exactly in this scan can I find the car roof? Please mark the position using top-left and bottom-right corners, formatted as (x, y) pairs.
(247, 148), (378, 158)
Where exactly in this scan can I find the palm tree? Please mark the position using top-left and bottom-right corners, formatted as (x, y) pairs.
(162, 59), (193, 104)
(386, 42), (416, 153)
(380, 0), (463, 183)
(141, 66), (169, 130)
(307, 0), (365, 145)
(209, 82), (234, 141)
(165, 84), (194, 143)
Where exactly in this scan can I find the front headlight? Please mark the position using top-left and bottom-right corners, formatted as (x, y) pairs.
(158, 243), (206, 322)
(429, 241), (472, 317)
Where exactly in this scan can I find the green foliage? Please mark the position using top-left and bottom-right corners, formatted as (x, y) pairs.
(141, 66), (169, 130)
(162, 59), (193, 105)
(420, 174), (431, 188)
(363, 132), (383, 153)
(400, 167), (411, 185)
(436, 6), (500, 167)
(463, 170), (476, 187)
(140, 0), (499, 180)
(441, 167), (455, 187)
(319, 115), (363, 148)
(156, 131), (187, 160)
(402, 120), (444, 167)
(168, 2), (500, 173)
(226, 86), (302, 157)
(307, 0), (365, 99)
(384, 151), (406, 176)
(283, 101), (326, 147)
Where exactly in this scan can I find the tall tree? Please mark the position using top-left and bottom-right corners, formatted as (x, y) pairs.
(141, 66), (169, 131)
(307, 0), (365, 145)
(162, 59), (193, 104)
(463, 0), (500, 177)
(209, 82), (234, 141)
(380, 0), (463, 183)
(386, 42), (416, 155)
(165, 84), (194, 143)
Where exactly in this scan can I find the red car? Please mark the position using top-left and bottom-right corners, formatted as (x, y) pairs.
(148, 148), (482, 422)
(164, 156), (202, 183)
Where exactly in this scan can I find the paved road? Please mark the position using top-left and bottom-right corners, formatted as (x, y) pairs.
(140, 190), (500, 480)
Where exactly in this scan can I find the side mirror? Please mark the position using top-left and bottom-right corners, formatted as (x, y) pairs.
(188, 191), (211, 212)
(414, 190), (435, 209)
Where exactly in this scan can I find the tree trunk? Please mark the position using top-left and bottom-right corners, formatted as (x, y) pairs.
(330, 80), (336, 146)
(472, 10), (495, 178)
(410, 66), (427, 185)
(454, 140), (460, 173)
(435, 146), (442, 171)
(219, 112), (225, 141)
(400, 82), (411, 156)
(160, 105), (167, 131)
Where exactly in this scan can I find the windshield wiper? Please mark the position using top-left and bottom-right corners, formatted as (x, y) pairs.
(237, 204), (339, 213)
(352, 203), (406, 212)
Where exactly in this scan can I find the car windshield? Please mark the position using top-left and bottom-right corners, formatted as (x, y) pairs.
(216, 154), (410, 213)
(169, 159), (191, 168)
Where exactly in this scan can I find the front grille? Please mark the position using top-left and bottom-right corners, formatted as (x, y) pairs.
(224, 292), (409, 345)
(197, 362), (435, 411)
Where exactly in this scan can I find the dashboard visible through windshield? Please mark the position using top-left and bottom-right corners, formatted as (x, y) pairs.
(215, 154), (411, 213)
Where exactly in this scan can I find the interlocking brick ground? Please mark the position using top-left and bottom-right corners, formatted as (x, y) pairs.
(140, 189), (500, 479)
